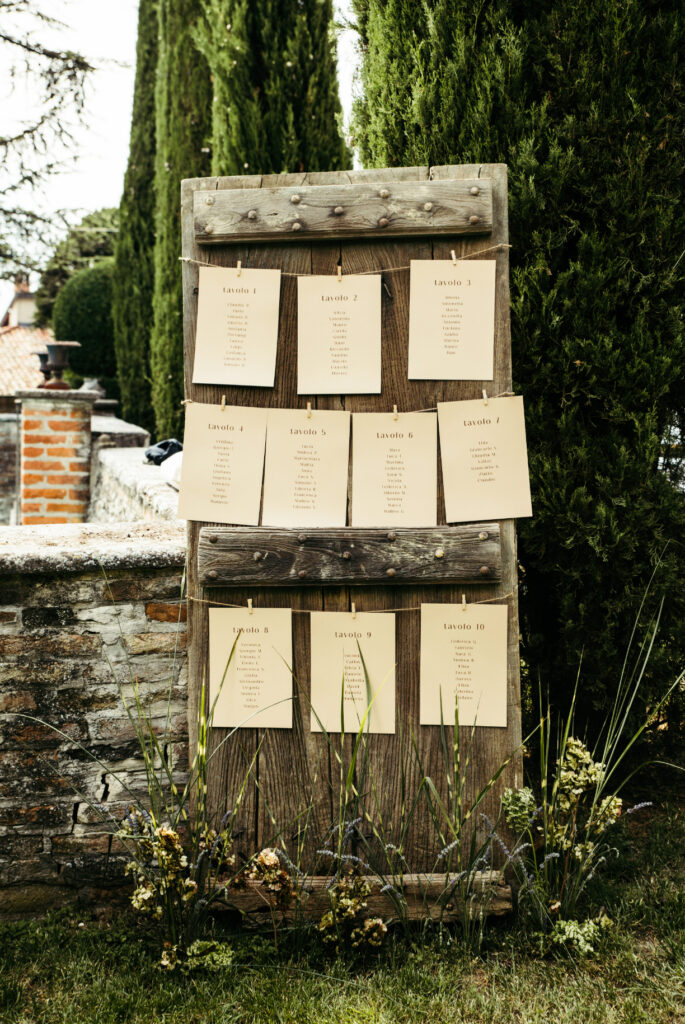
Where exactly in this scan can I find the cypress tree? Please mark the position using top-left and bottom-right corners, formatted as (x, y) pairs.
(112, 0), (158, 435)
(195, 0), (350, 175)
(352, 1), (685, 741)
(150, 0), (212, 439)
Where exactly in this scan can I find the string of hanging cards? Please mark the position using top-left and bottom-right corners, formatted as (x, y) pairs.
(179, 241), (511, 275)
(204, 592), (512, 734)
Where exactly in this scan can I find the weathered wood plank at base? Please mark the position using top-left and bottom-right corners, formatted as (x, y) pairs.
(223, 871), (511, 924)
(194, 178), (492, 244)
(198, 525), (502, 587)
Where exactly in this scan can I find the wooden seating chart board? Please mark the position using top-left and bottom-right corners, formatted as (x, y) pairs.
(182, 165), (522, 871)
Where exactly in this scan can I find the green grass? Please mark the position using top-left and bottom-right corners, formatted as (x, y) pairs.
(1, 799), (683, 1024)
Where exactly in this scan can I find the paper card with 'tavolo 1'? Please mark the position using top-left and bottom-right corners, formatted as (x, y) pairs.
(192, 264), (281, 387)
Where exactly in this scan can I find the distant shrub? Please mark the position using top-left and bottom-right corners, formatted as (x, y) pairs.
(52, 257), (118, 397)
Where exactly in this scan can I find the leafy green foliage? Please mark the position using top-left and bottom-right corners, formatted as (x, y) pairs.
(34, 208), (118, 327)
(51, 258), (118, 395)
(112, 0), (158, 435)
(0, 1), (93, 279)
(352, 0), (685, 739)
(149, 0), (212, 438)
(195, 0), (351, 176)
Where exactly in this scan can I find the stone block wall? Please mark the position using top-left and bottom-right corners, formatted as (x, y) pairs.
(0, 522), (187, 915)
(90, 448), (181, 523)
(0, 412), (18, 525)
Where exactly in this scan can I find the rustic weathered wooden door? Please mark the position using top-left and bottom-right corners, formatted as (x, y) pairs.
(181, 165), (522, 871)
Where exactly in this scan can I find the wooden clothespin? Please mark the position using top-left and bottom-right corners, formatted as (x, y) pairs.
(351, 603), (357, 620)
(462, 593), (467, 612)
(236, 260), (242, 277)
(221, 394), (227, 410)
(306, 402), (312, 419)
(393, 404), (399, 421)
(451, 250), (458, 266)
(482, 389), (488, 406)
(247, 598), (253, 615)
(337, 264), (342, 283)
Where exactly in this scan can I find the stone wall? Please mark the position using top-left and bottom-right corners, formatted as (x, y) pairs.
(0, 412), (18, 525)
(90, 448), (180, 524)
(0, 522), (187, 915)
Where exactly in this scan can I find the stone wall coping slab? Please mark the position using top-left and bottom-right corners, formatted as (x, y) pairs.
(15, 389), (98, 405)
(0, 522), (187, 576)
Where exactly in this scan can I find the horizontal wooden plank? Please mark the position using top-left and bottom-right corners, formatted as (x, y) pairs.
(198, 525), (501, 587)
(223, 871), (511, 924)
(194, 178), (492, 244)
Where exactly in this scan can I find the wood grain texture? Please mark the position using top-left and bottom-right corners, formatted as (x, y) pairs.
(194, 178), (492, 244)
(223, 871), (511, 925)
(198, 525), (501, 586)
(182, 164), (523, 876)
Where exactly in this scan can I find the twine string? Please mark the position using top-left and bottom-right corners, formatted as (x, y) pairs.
(188, 590), (514, 614)
(179, 242), (511, 275)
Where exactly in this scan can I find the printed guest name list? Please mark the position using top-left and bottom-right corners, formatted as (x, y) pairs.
(209, 608), (293, 729)
(420, 603), (508, 727)
(262, 408), (351, 528)
(437, 396), (533, 522)
(192, 265), (281, 387)
(408, 259), (496, 380)
(177, 402), (267, 525)
(351, 412), (437, 527)
(297, 274), (382, 394)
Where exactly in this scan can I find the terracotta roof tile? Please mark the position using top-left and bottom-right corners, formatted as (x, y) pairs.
(0, 324), (53, 396)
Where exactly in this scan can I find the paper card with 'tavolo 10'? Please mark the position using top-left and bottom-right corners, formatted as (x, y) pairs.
(351, 411), (438, 527)
(209, 607), (293, 729)
(261, 407), (351, 528)
(309, 611), (396, 734)
(419, 603), (508, 728)
(297, 273), (382, 394)
(408, 260), (497, 381)
(192, 265), (281, 386)
(437, 396), (533, 523)
(177, 402), (267, 524)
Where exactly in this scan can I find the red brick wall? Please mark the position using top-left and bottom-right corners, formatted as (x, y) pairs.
(18, 391), (96, 525)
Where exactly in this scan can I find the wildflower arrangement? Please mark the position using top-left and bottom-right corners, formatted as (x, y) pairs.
(499, 736), (626, 927)
(318, 870), (387, 951)
(117, 806), (238, 966)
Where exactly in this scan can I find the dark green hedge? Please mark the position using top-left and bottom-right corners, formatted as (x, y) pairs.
(112, 0), (158, 436)
(149, 0), (212, 439)
(52, 258), (118, 397)
(195, 0), (350, 175)
(352, 0), (685, 741)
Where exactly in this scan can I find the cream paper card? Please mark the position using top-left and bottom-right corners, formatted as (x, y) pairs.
(262, 408), (351, 527)
(408, 259), (497, 380)
(192, 264), (281, 386)
(297, 274), (382, 394)
(351, 412), (438, 527)
(209, 607), (293, 729)
(310, 612), (396, 734)
(420, 603), (508, 727)
(437, 396), (533, 522)
(177, 402), (267, 524)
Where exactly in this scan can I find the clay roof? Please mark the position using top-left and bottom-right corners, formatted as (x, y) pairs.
(0, 324), (52, 396)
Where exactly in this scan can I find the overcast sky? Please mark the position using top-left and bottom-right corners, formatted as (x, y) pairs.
(1, 0), (358, 315)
